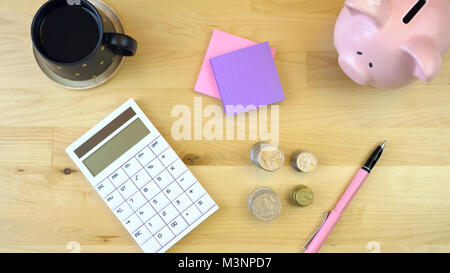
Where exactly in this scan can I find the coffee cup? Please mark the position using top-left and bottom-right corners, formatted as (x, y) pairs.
(31, 0), (137, 82)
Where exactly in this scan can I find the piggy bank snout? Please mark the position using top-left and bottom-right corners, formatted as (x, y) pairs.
(338, 55), (370, 86)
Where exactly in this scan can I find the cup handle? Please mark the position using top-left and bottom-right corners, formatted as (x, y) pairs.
(104, 33), (138, 56)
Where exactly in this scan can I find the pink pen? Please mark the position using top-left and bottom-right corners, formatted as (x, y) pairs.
(304, 140), (386, 253)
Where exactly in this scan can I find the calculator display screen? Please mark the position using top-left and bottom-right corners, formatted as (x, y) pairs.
(83, 118), (150, 176)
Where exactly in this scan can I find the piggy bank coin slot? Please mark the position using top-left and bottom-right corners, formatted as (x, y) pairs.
(403, 0), (427, 24)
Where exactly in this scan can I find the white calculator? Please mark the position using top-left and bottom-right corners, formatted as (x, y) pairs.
(66, 99), (219, 253)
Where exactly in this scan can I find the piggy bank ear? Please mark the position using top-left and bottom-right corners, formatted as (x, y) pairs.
(345, 0), (391, 26)
(402, 37), (443, 82)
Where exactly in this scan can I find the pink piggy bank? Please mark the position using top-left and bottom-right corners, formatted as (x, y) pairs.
(334, 0), (450, 89)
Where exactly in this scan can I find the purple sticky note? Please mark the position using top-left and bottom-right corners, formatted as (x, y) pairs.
(194, 29), (276, 99)
(210, 42), (285, 116)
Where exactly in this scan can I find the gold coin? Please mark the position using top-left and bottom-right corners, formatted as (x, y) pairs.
(295, 188), (313, 207)
(289, 185), (314, 207)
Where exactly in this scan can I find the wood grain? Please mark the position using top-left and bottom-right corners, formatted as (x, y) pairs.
(0, 0), (449, 253)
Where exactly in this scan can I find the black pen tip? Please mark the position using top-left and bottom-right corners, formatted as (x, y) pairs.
(381, 140), (387, 149)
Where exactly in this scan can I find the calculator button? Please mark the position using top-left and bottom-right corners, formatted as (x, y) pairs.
(140, 181), (160, 200)
(123, 157), (142, 177)
(159, 203), (178, 223)
(150, 192), (170, 212)
(127, 191), (147, 210)
(132, 169), (151, 189)
(118, 180), (138, 199)
(145, 158), (165, 179)
(109, 168), (128, 187)
(176, 171), (197, 190)
(123, 213), (143, 233)
(168, 215), (189, 236)
(114, 202), (133, 221)
(146, 214), (165, 234)
(149, 137), (170, 156)
(153, 170), (174, 189)
(96, 179), (115, 198)
(136, 203), (156, 223)
(172, 193), (192, 212)
(186, 182), (207, 202)
(136, 147), (156, 167)
(154, 226), (175, 247)
(168, 159), (188, 179)
(141, 237), (161, 253)
(105, 190), (124, 210)
(163, 182), (183, 202)
(132, 226), (152, 245)
(195, 194), (215, 214)
(183, 204), (202, 225)
(158, 148), (178, 167)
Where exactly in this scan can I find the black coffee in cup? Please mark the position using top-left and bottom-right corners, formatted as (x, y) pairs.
(39, 5), (100, 63)
(32, 0), (137, 82)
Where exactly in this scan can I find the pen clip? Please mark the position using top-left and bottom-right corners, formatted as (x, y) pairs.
(303, 211), (329, 250)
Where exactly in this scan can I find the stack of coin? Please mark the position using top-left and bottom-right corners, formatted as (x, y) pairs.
(291, 150), (318, 173)
(250, 142), (284, 172)
(248, 187), (282, 222)
(289, 185), (314, 207)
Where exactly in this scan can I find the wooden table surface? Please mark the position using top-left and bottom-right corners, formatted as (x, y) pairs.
(1, 0), (449, 253)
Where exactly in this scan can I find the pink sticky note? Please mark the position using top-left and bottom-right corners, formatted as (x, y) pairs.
(195, 29), (276, 99)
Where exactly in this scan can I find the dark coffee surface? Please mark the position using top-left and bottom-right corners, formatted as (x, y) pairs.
(39, 5), (100, 63)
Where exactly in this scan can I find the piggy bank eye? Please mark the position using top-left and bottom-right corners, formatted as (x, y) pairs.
(357, 51), (363, 55)
(369, 62), (373, 68)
